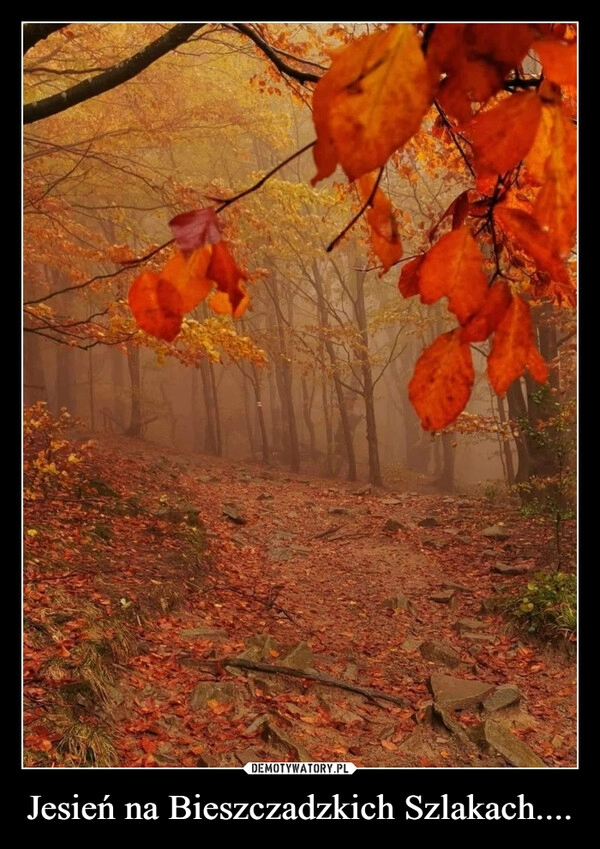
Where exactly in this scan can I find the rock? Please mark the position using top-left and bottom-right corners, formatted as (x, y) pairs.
(352, 486), (371, 496)
(234, 747), (262, 766)
(420, 640), (461, 668)
(442, 582), (472, 593)
(196, 752), (221, 767)
(190, 681), (240, 710)
(429, 673), (495, 710)
(429, 589), (455, 604)
(482, 684), (521, 712)
(259, 718), (312, 762)
(380, 594), (415, 613)
(476, 718), (547, 767)
(461, 632), (497, 643)
(480, 524), (510, 540)
(453, 618), (487, 634)
(422, 537), (449, 550)
(383, 518), (408, 532)
(222, 504), (246, 525)
(180, 627), (228, 640)
(240, 635), (282, 661)
(279, 641), (314, 670)
(418, 516), (441, 527)
(492, 561), (530, 575)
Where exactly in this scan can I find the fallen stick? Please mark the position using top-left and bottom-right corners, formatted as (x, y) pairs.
(194, 656), (409, 708)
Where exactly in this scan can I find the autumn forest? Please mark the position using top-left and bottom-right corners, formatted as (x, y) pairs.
(23, 23), (577, 772)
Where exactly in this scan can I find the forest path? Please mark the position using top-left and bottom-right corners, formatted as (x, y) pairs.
(23, 433), (577, 768)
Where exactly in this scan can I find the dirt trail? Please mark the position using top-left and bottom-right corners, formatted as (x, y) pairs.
(23, 433), (577, 768)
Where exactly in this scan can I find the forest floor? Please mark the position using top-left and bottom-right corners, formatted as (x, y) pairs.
(23, 430), (577, 769)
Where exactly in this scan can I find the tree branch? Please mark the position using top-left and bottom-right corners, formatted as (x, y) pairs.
(23, 24), (207, 124)
(233, 24), (322, 84)
(23, 24), (70, 56)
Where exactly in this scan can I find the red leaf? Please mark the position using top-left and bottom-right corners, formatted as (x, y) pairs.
(460, 279), (512, 343)
(206, 241), (249, 317)
(398, 256), (424, 299)
(128, 271), (183, 342)
(169, 208), (222, 254)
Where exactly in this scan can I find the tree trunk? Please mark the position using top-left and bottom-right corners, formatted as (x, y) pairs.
(125, 343), (143, 437)
(311, 262), (357, 480)
(23, 332), (47, 406)
(353, 270), (383, 487)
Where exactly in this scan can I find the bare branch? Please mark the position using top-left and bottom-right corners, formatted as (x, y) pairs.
(23, 24), (207, 124)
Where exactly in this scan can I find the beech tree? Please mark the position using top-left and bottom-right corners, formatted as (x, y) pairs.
(23, 22), (577, 452)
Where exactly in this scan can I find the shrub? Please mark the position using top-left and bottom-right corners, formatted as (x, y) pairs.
(503, 570), (577, 644)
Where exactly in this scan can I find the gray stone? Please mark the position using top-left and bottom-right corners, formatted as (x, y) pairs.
(477, 718), (547, 767)
(418, 516), (441, 527)
(420, 641), (461, 668)
(461, 632), (497, 643)
(480, 524), (510, 540)
(380, 594), (415, 613)
(222, 504), (246, 525)
(482, 684), (521, 712)
(279, 641), (314, 670)
(492, 561), (530, 576)
(383, 518), (408, 532)
(429, 589), (455, 604)
(429, 673), (495, 710)
(453, 618), (487, 634)
(190, 681), (239, 710)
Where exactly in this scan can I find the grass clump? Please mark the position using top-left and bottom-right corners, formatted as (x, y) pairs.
(503, 570), (577, 645)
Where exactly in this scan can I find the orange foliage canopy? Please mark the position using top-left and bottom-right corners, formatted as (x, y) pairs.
(127, 22), (576, 430)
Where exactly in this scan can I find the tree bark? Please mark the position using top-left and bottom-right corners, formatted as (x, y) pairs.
(24, 24), (206, 124)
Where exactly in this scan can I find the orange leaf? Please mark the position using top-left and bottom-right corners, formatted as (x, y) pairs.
(530, 104), (577, 257)
(409, 328), (475, 430)
(460, 279), (512, 343)
(398, 255), (424, 299)
(494, 204), (570, 284)
(206, 241), (249, 317)
(468, 92), (542, 178)
(208, 288), (249, 318)
(535, 38), (577, 87)
(429, 24), (538, 122)
(161, 247), (213, 313)
(418, 228), (488, 324)
(128, 271), (183, 342)
(357, 175), (403, 273)
(312, 24), (432, 183)
(488, 294), (549, 395)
